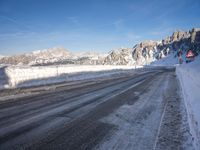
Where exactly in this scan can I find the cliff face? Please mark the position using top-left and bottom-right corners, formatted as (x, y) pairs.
(132, 28), (200, 65)
(103, 48), (135, 65)
(132, 41), (159, 65)
(105, 28), (200, 65)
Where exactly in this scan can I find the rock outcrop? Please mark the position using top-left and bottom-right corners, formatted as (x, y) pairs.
(131, 28), (200, 65)
(103, 48), (134, 65)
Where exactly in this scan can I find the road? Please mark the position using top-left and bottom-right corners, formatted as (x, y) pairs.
(0, 68), (194, 150)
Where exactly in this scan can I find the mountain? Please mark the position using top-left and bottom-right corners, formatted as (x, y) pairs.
(71, 52), (107, 65)
(28, 47), (72, 65)
(0, 55), (4, 59)
(0, 47), (107, 66)
(103, 48), (135, 65)
(0, 28), (199, 66)
(137, 28), (200, 64)
(0, 47), (71, 65)
(105, 28), (200, 65)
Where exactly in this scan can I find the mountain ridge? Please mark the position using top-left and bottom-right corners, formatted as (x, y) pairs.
(104, 28), (200, 65)
(0, 28), (199, 66)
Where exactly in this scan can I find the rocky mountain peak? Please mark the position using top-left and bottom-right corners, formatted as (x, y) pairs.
(103, 48), (134, 65)
(0, 47), (71, 65)
(130, 28), (200, 65)
(170, 30), (188, 42)
(190, 28), (200, 44)
(139, 40), (158, 48)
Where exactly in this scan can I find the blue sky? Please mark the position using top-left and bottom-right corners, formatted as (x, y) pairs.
(0, 0), (200, 55)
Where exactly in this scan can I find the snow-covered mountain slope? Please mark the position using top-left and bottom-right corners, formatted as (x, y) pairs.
(28, 47), (72, 65)
(0, 47), (71, 65)
(72, 52), (108, 65)
(135, 28), (200, 65)
(0, 48), (107, 66)
(31, 47), (71, 59)
(150, 54), (178, 66)
(74, 52), (107, 59)
(103, 48), (135, 65)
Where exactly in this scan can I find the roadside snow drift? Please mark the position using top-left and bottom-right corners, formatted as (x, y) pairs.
(176, 56), (200, 149)
(0, 65), (144, 89)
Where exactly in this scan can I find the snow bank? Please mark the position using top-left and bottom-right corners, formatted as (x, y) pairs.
(176, 56), (200, 149)
(0, 66), (9, 89)
(151, 53), (178, 66)
(0, 65), (145, 89)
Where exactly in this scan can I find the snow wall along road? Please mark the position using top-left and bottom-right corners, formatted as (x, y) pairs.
(0, 65), (144, 89)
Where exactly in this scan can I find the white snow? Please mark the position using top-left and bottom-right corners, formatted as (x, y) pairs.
(95, 74), (169, 150)
(0, 55), (4, 59)
(151, 53), (178, 66)
(176, 56), (200, 149)
(0, 65), (144, 89)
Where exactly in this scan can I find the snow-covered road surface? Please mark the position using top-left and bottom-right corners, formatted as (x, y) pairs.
(0, 67), (194, 150)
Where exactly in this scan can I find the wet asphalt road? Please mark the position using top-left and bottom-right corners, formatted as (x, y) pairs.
(0, 68), (193, 150)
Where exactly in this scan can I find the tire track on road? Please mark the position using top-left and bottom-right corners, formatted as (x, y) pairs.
(0, 71), (158, 150)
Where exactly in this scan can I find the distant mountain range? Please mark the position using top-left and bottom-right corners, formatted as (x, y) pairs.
(0, 28), (199, 66)
(0, 47), (107, 66)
